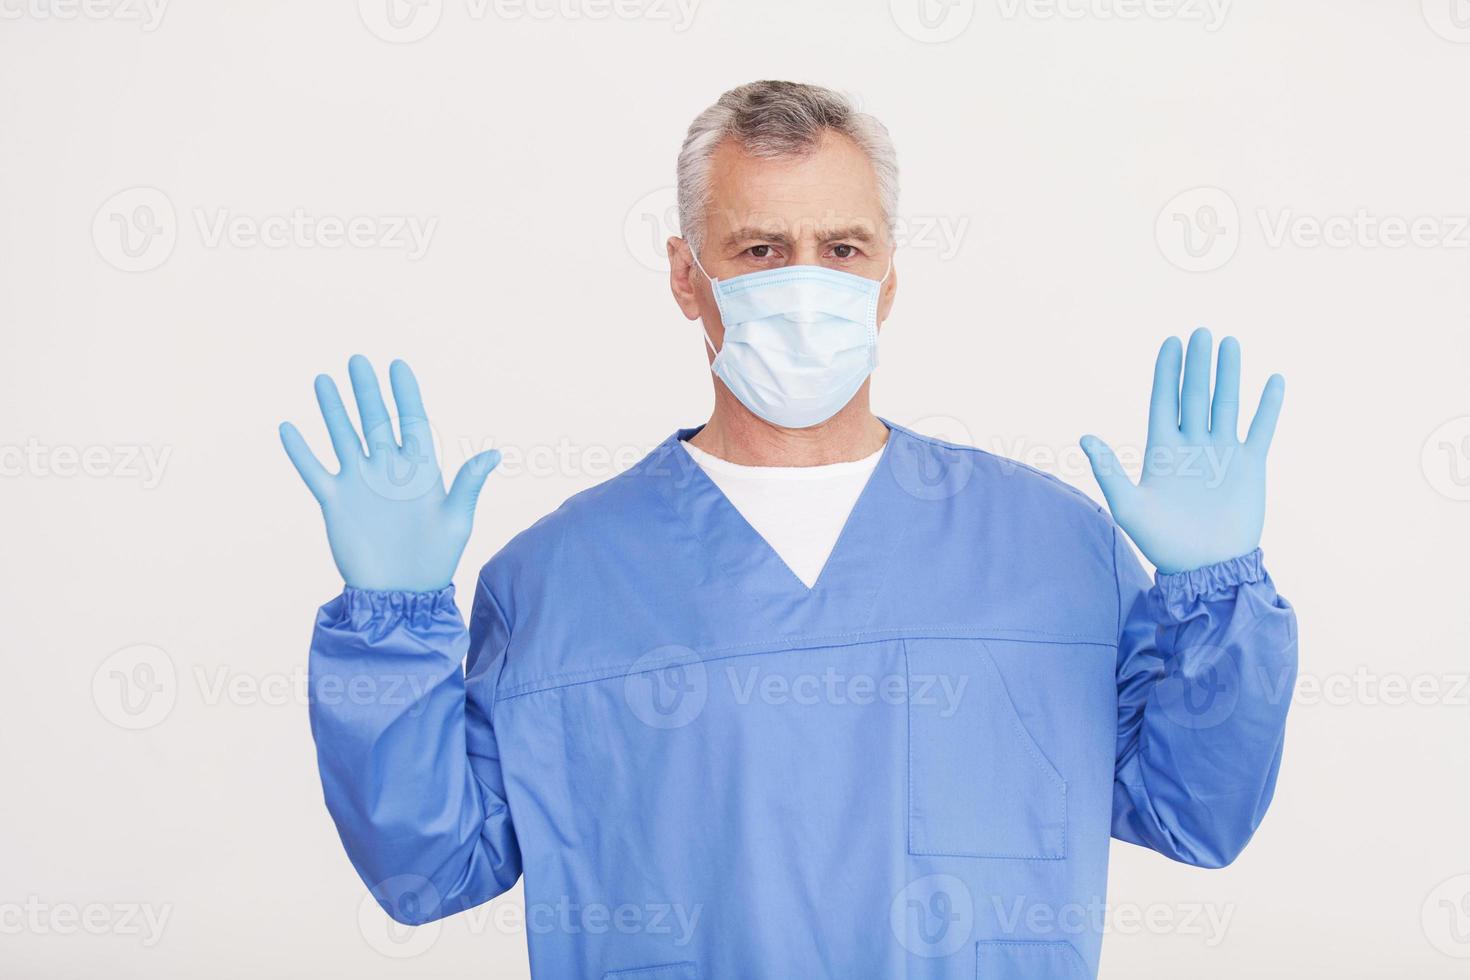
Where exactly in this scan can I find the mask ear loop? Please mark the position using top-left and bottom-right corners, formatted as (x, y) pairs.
(687, 242), (723, 359)
(865, 251), (894, 370)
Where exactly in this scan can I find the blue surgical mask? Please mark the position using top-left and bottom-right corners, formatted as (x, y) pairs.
(689, 247), (892, 429)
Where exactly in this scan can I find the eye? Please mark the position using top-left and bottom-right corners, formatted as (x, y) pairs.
(831, 243), (857, 259)
(748, 245), (773, 259)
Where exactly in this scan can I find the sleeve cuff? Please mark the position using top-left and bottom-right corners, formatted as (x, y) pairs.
(339, 585), (458, 629)
(1155, 548), (1266, 614)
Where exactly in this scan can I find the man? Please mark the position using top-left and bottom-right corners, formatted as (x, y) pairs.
(281, 81), (1296, 979)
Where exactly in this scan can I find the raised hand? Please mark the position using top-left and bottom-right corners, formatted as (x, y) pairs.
(279, 356), (500, 592)
(1080, 328), (1285, 575)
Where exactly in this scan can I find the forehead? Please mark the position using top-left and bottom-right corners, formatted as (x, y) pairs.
(704, 130), (884, 240)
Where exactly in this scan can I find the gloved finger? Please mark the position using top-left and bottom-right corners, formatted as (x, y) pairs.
(389, 359), (433, 457)
(314, 373), (364, 466)
(348, 354), (395, 454)
(1179, 327), (1213, 438)
(1147, 336), (1183, 443)
(1080, 436), (1136, 518)
(1210, 335), (1241, 442)
(445, 449), (502, 517)
(1245, 373), (1286, 452)
(279, 421), (331, 502)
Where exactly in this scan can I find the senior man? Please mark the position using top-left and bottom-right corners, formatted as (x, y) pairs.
(282, 81), (1296, 979)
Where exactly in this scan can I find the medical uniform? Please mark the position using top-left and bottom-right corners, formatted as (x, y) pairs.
(308, 422), (1298, 979)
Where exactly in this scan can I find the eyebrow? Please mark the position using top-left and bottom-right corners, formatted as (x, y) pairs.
(720, 224), (879, 248)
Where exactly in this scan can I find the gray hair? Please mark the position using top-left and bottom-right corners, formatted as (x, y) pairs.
(676, 80), (899, 255)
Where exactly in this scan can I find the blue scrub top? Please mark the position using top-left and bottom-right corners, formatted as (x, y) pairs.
(308, 422), (1297, 980)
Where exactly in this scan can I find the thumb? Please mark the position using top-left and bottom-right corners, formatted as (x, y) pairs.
(1079, 436), (1136, 517)
(445, 449), (502, 516)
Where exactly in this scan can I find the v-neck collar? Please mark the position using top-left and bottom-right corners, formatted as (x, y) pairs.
(651, 420), (913, 608)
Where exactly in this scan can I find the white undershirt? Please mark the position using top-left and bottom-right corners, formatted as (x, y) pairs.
(680, 440), (885, 589)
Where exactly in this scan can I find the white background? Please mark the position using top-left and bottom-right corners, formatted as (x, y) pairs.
(2, 1), (1468, 977)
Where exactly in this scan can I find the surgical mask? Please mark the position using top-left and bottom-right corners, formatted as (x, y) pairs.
(690, 247), (892, 430)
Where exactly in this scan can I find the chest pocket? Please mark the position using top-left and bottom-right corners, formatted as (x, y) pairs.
(977, 940), (1087, 979)
(602, 963), (697, 980)
(905, 638), (1066, 859)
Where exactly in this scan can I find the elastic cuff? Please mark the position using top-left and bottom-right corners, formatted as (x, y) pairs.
(340, 585), (458, 630)
(1156, 548), (1266, 612)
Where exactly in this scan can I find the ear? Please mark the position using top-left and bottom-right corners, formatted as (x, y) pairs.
(876, 259), (898, 327)
(667, 237), (704, 321)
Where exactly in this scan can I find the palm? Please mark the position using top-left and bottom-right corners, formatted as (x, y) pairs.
(1081, 329), (1284, 575)
(280, 356), (499, 592)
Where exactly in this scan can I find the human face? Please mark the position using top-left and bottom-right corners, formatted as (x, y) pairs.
(668, 129), (898, 354)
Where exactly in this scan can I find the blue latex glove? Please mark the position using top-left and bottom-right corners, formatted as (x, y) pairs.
(279, 355), (500, 592)
(1080, 328), (1285, 575)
